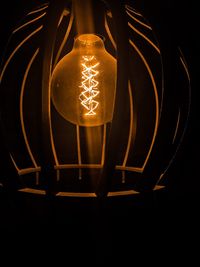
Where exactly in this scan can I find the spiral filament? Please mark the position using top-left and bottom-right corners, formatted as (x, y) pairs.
(79, 56), (100, 116)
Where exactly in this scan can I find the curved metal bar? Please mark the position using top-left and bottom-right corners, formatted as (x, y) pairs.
(155, 51), (191, 187)
(126, 10), (152, 30)
(96, 0), (130, 197)
(129, 39), (159, 171)
(20, 49), (40, 169)
(128, 22), (160, 54)
(12, 12), (46, 34)
(27, 4), (48, 16)
(0, 26), (43, 82)
(41, 0), (70, 193)
(53, 9), (73, 67)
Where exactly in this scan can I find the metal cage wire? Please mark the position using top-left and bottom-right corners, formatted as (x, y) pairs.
(0, 0), (191, 198)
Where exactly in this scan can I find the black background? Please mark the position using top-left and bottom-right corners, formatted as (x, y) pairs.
(0, 0), (199, 265)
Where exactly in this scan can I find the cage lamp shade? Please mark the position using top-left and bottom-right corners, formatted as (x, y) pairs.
(0, 0), (191, 199)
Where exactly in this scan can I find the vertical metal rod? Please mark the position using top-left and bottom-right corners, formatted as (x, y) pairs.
(41, 0), (69, 194)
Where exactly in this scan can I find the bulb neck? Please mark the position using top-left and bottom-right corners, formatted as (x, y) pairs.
(73, 34), (105, 52)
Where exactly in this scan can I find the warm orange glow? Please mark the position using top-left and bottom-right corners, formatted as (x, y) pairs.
(79, 56), (100, 116)
(51, 33), (116, 126)
(73, 0), (94, 34)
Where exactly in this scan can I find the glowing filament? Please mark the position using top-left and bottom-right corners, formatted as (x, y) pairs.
(79, 56), (99, 116)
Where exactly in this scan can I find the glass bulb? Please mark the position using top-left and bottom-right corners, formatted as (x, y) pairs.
(51, 34), (116, 126)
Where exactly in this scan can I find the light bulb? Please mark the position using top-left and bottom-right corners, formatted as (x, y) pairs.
(51, 34), (116, 126)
